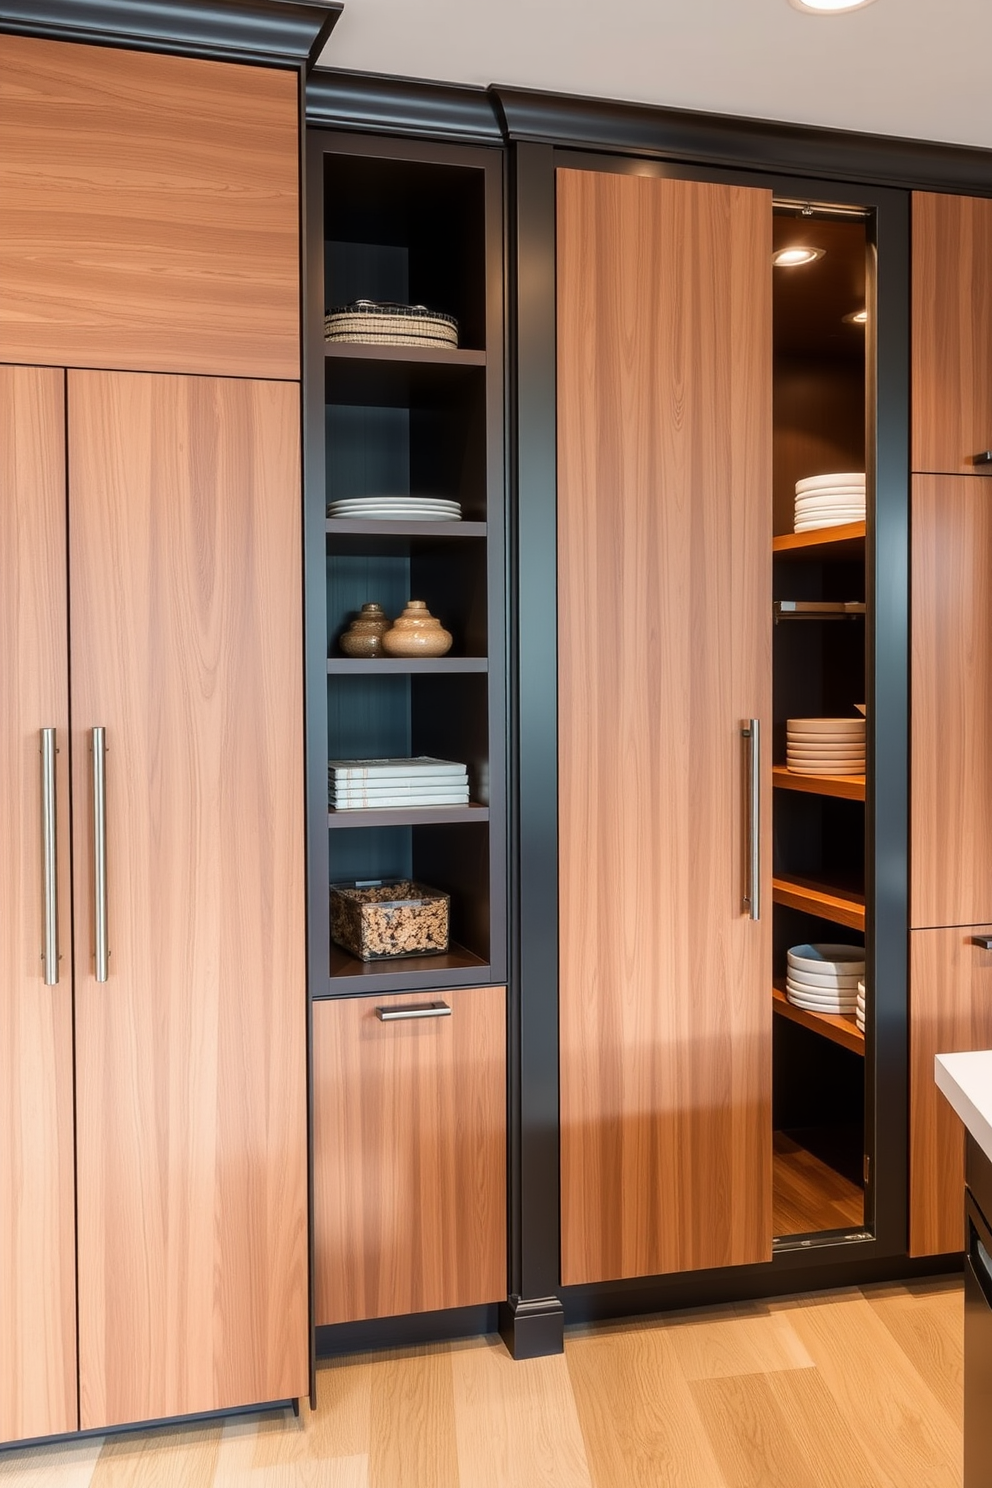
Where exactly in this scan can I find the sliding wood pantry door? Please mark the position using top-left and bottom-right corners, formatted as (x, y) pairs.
(68, 371), (307, 1430)
(0, 365), (77, 1442)
(557, 168), (773, 1285)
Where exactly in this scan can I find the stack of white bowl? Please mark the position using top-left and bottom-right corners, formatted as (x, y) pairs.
(786, 717), (866, 776)
(794, 473), (866, 532)
(786, 943), (866, 1016)
(856, 980), (866, 1033)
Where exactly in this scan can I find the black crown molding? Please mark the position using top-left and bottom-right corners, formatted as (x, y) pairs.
(0, 0), (341, 69)
(307, 65), (503, 144)
(491, 84), (992, 197)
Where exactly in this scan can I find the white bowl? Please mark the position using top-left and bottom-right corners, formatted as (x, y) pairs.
(788, 943), (865, 973)
(795, 472), (866, 492)
(787, 965), (864, 989)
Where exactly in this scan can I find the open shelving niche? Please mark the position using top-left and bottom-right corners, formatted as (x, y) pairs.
(770, 201), (871, 1242)
(306, 133), (506, 999)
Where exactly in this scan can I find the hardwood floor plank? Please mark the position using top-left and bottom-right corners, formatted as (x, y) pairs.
(452, 1337), (592, 1488)
(566, 1324), (727, 1487)
(863, 1279), (964, 1429)
(763, 1368), (879, 1488)
(772, 1290), (961, 1488)
(690, 1372), (833, 1488)
(92, 1422), (220, 1487)
(369, 1346), (458, 1488)
(656, 1302), (814, 1380)
(0, 1438), (102, 1487)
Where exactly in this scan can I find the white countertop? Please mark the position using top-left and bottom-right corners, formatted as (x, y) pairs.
(935, 1051), (992, 1164)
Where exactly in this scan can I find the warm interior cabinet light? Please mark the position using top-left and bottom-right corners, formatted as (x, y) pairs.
(773, 246), (825, 267)
(788, 0), (878, 11)
(844, 308), (869, 324)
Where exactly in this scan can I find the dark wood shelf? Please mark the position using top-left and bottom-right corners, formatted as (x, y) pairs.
(326, 519), (487, 542)
(324, 341), (486, 368)
(773, 983), (864, 1057)
(772, 764), (865, 802)
(772, 873), (866, 932)
(326, 656), (488, 674)
(328, 803), (489, 829)
(772, 522), (866, 560)
(326, 940), (491, 994)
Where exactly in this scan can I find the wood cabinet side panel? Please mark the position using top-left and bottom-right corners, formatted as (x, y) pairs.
(556, 167), (773, 1286)
(911, 474), (992, 928)
(313, 987), (507, 1325)
(0, 35), (299, 379)
(910, 926), (992, 1256)
(0, 364), (77, 1443)
(912, 192), (992, 475)
(69, 371), (307, 1429)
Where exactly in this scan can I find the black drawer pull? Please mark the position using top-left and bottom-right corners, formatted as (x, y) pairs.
(972, 936), (992, 951)
(972, 451), (992, 465)
(375, 1001), (451, 1022)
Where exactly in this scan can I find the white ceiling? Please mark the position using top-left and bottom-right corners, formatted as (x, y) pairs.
(319, 0), (992, 152)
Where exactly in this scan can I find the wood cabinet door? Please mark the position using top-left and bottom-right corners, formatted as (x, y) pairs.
(312, 988), (506, 1325)
(911, 474), (992, 929)
(910, 926), (992, 1256)
(913, 192), (992, 475)
(0, 34), (299, 380)
(0, 365), (77, 1443)
(68, 371), (307, 1429)
(557, 167), (773, 1285)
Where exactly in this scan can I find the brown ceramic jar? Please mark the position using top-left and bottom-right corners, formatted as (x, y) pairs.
(339, 602), (391, 658)
(381, 600), (453, 658)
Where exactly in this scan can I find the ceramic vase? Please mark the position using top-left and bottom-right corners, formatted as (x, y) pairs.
(339, 602), (391, 658)
(382, 600), (453, 658)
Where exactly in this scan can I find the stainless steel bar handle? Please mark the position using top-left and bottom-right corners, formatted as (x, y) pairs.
(92, 727), (109, 983)
(375, 1001), (451, 1022)
(742, 719), (761, 921)
(972, 936), (992, 951)
(41, 728), (59, 985)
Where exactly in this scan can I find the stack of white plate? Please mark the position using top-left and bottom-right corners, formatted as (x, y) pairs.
(786, 944), (866, 1015)
(786, 717), (866, 776)
(794, 473), (866, 532)
(327, 495), (462, 522)
(856, 979), (866, 1033)
(328, 757), (469, 810)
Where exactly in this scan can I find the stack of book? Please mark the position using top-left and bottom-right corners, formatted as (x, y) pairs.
(328, 757), (470, 811)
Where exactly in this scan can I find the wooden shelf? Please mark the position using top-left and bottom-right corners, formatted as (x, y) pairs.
(773, 983), (864, 1057)
(326, 519), (486, 542)
(772, 764), (865, 802)
(324, 342), (486, 369)
(772, 522), (865, 560)
(327, 941), (491, 994)
(772, 873), (866, 931)
(327, 657), (488, 674)
(328, 803), (489, 829)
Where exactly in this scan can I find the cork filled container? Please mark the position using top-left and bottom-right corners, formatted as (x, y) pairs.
(330, 880), (450, 961)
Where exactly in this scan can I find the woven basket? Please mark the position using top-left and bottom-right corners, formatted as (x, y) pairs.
(325, 299), (459, 349)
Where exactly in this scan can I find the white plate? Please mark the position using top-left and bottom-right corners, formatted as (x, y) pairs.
(787, 718), (865, 733)
(785, 985), (858, 1008)
(786, 727), (865, 738)
(795, 472), (866, 492)
(787, 764), (865, 776)
(788, 942), (865, 973)
(786, 740), (866, 752)
(857, 980), (865, 994)
(795, 518), (866, 532)
(786, 964), (864, 988)
(786, 755), (866, 767)
(793, 507), (867, 519)
(786, 993), (858, 1014)
(329, 502), (461, 514)
(794, 491), (867, 507)
(329, 496), (461, 508)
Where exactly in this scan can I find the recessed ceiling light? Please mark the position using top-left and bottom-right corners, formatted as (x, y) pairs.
(788, 0), (878, 10)
(772, 246), (825, 267)
(843, 309), (869, 324)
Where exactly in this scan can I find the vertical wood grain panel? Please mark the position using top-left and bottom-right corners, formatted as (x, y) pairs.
(911, 474), (992, 928)
(910, 926), (992, 1256)
(912, 192), (992, 475)
(68, 371), (307, 1429)
(0, 34), (299, 379)
(557, 168), (773, 1284)
(0, 364), (77, 1442)
(313, 987), (506, 1324)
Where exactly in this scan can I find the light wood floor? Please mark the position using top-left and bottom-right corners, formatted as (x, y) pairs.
(773, 1130), (865, 1236)
(0, 1277), (962, 1487)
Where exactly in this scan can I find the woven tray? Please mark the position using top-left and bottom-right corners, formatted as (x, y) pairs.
(325, 299), (458, 349)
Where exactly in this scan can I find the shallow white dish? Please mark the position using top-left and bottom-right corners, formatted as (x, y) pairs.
(794, 491), (867, 507)
(794, 508), (867, 522)
(330, 502), (461, 514)
(787, 943), (865, 973)
(787, 764), (865, 776)
(786, 746), (866, 757)
(795, 472), (866, 493)
(786, 727), (864, 739)
(785, 988), (858, 1010)
(786, 992), (858, 1014)
(787, 718), (865, 734)
(786, 964), (864, 988)
(786, 740), (866, 752)
(795, 520), (865, 532)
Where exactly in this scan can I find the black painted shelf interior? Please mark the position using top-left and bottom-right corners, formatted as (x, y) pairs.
(328, 803), (490, 829)
(325, 341), (485, 368)
(326, 519), (486, 541)
(327, 656), (487, 673)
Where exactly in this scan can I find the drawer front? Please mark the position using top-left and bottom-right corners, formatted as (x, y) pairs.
(313, 986), (506, 1326)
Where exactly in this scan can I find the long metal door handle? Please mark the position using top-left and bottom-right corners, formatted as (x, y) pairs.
(41, 728), (59, 985)
(375, 1002), (451, 1022)
(971, 451), (992, 465)
(972, 936), (992, 951)
(741, 719), (761, 920)
(92, 727), (109, 982)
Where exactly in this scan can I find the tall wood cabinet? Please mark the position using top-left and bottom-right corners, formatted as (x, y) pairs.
(911, 191), (992, 1256)
(0, 12), (324, 1442)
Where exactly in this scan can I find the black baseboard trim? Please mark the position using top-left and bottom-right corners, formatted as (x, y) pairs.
(498, 1295), (565, 1359)
(316, 1304), (499, 1359)
(0, 0), (340, 69)
(561, 1253), (962, 1328)
(0, 1397), (297, 1456)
